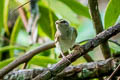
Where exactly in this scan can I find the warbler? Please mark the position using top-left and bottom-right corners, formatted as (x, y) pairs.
(55, 19), (77, 60)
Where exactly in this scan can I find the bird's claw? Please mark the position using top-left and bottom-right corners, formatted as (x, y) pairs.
(62, 56), (71, 63)
(72, 44), (84, 53)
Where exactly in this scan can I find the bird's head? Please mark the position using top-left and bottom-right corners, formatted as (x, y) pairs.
(55, 19), (69, 27)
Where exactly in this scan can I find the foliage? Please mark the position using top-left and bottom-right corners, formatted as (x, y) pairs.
(3, 0), (10, 36)
(59, 0), (90, 18)
(29, 55), (57, 67)
(38, 5), (58, 39)
(0, 58), (15, 69)
(104, 0), (120, 29)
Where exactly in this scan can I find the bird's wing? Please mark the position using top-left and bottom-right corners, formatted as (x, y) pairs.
(70, 27), (77, 39)
(73, 27), (77, 38)
(55, 31), (60, 43)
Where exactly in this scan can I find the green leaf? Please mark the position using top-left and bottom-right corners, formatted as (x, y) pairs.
(0, 46), (26, 52)
(0, 0), (4, 32)
(10, 17), (21, 45)
(43, 0), (80, 25)
(38, 5), (58, 39)
(0, 0), (4, 48)
(29, 56), (57, 67)
(59, 0), (90, 19)
(109, 41), (120, 53)
(104, 0), (120, 29)
(0, 58), (15, 69)
(3, 0), (10, 36)
(9, 17), (22, 57)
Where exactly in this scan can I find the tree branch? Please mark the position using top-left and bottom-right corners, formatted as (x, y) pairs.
(88, 0), (111, 59)
(4, 57), (120, 80)
(33, 24), (120, 80)
(0, 23), (120, 79)
(0, 41), (55, 78)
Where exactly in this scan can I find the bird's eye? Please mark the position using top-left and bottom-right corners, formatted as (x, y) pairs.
(60, 20), (67, 23)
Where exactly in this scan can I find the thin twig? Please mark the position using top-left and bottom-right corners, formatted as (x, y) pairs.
(109, 40), (120, 46)
(106, 64), (120, 80)
(11, 0), (31, 14)
(22, 61), (29, 69)
(18, 7), (28, 30)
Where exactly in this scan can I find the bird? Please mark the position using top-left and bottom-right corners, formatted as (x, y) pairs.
(55, 19), (77, 61)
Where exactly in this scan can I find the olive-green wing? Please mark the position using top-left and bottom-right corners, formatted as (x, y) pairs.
(72, 27), (77, 38)
(70, 27), (77, 39)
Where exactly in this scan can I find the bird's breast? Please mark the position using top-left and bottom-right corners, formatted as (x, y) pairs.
(56, 36), (75, 53)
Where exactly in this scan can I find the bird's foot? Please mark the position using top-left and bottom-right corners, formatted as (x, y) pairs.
(72, 44), (84, 53)
(63, 56), (71, 63)
(70, 44), (80, 51)
(61, 52), (71, 63)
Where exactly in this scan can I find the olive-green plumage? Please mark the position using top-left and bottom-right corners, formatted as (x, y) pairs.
(55, 19), (77, 58)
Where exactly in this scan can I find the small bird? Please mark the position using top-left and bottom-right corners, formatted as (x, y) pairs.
(55, 19), (77, 61)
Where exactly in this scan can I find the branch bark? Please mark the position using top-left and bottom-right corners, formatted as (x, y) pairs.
(4, 57), (120, 80)
(0, 41), (55, 78)
(88, 0), (111, 59)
